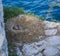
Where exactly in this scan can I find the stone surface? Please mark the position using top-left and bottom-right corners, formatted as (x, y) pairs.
(0, 0), (8, 56)
(16, 47), (23, 56)
(22, 40), (46, 56)
(46, 36), (60, 46)
(36, 53), (43, 56)
(22, 44), (39, 56)
(45, 29), (57, 36)
(0, 34), (4, 49)
(22, 35), (60, 56)
(44, 21), (60, 29)
(43, 47), (59, 56)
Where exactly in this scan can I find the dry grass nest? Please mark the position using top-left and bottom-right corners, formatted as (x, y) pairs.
(5, 14), (45, 43)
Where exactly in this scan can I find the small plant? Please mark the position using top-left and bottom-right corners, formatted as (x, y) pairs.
(3, 6), (25, 22)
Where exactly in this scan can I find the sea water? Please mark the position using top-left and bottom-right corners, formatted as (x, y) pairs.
(2, 0), (60, 21)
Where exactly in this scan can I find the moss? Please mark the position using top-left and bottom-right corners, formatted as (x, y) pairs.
(3, 6), (25, 22)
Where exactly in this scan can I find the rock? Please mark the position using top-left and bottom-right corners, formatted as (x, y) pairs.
(0, 37), (8, 56)
(44, 21), (59, 29)
(22, 44), (39, 56)
(0, 0), (8, 56)
(0, 34), (4, 49)
(36, 53), (43, 56)
(22, 35), (60, 56)
(56, 46), (60, 50)
(22, 40), (47, 56)
(57, 24), (60, 30)
(43, 47), (59, 56)
(16, 47), (23, 56)
(45, 29), (57, 36)
(57, 24), (60, 35)
(0, 51), (6, 56)
(34, 40), (47, 52)
(45, 36), (60, 46)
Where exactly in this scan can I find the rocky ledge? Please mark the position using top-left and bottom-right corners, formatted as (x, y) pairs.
(16, 21), (60, 56)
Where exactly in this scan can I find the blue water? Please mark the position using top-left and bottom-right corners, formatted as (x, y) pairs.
(2, 0), (60, 21)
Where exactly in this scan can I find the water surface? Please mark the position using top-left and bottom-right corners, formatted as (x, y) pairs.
(2, 0), (60, 21)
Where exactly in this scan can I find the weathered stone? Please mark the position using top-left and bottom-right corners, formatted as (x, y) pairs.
(33, 40), (47, 52)
(36, 53), (43, 56)
(0, 34), (4, 49)
(44, 21), (59, 29)
(22, 40), (47, 56)
(45, 29), (57, 36)
(21, 35), (60, 56)
(0, 0), (8, 56)
(45, 36), (60, 46)
(16, 47), (23, 56)
(57, 24), (60, 35)
(22, 44), (39, 56)
(43, 47), (59, 56)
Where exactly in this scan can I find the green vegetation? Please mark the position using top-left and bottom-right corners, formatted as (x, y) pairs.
(26, 12), (45, 21)
(51, 18), (60, 23)
(6, 34), (18, 56)
(3, 6), (25, 22)
(8, 42), (18, 56)
(39, 17), (45, 21)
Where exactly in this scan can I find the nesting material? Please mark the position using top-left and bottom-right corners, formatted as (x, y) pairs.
(5, 14), (45, 43)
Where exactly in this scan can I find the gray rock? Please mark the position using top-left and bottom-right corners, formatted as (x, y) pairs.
(44, 21), (59, 29)
(45, 29), (57, 36)
(22, 44), (39, 56)
(43, 47), (59, 56)
(16, 47), (23, 56)
(0, 34), (4, 49)
(0, 0), (8, 56)
(22, 40), (47, 56)
(22, 35), (60, 56)
(46, 36), (60, 46)
(36, 53), (43, 56)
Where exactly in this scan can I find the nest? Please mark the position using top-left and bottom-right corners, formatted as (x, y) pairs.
(5, 14), (45, 43)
